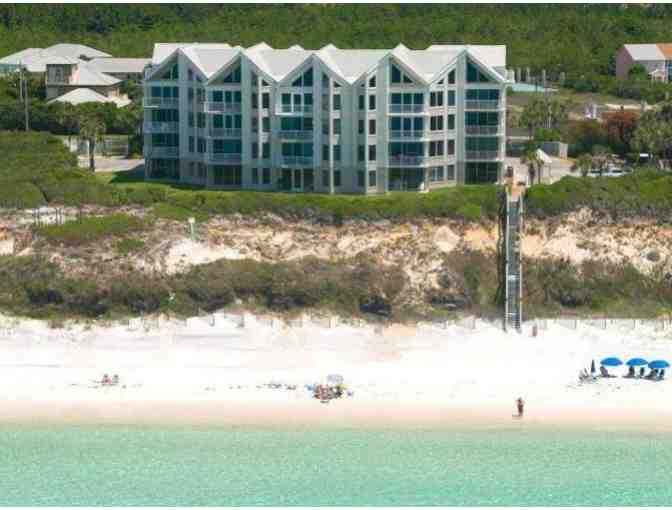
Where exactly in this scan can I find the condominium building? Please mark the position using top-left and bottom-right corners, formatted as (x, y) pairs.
(143, 42), (511, 193)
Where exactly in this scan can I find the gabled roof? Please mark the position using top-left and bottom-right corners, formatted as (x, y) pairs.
(44, 43), (111, 59)
(72, 64), (121, 86)
(149, 42), (509, 87)
(87, 58), (151, 75)
(0, 48), (44, 65)
(427, 44), (507, 68)
(623, 44), (665, 61)
(47, 87), (130, 107)
(17, 53), (83, 73)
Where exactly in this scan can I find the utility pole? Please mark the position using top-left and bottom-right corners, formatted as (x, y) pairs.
(19, 61), (30, 131)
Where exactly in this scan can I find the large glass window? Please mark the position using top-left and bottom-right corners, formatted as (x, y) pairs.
(467, 60), (492, 83)
(213, 166), (242, 186)
(222, 65), (241, 84)
(466, 163), (499, 183)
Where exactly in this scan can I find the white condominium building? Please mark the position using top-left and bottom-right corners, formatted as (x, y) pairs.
(143, 42), (511, 193)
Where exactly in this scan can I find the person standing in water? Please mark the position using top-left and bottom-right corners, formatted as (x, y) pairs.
(516, 397), (525, 418)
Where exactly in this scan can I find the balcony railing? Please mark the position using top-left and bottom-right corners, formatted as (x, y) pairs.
(208, 128), (242, 138)
(143, 122), (179, 133)
(466, 150), (500, 160)
(205, 102), (242, 113)
(278, 130), (314, 140)
(143, 97), (179, 108)
(281, 155), (313, 166)
(389, 130), (426, 139)
(208, 153), (242, 163)
(389, 104), (426, 114)
(147, 146), (179, 158)
(465, 125), (501, 135)
(276, 104), (314, 114)
(465, 100), (501, 110)
(389, 155), (427, 165)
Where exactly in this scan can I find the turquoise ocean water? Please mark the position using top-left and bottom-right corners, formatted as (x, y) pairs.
(1, 426), (671, 506)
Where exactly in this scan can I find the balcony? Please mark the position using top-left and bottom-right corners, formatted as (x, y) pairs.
(465, 125), (502, 136)
(147, 146), (179, 158)
(278, 130), (314, 140)
(281, 155), (313, 166)
(389, 104), (426, 114)
(276, 105), (313, 115)
(388, 155), (427, 166)
(466, 150), (500, 161)
(465, 100), (501, 110)
(143, 97), (179, 108)
(205, 102), (242, 113)
(208, 153), (242, 163)
(208, 128), (242, 138)
(389, 130), (427, 140)
(143, 122), (179, 133)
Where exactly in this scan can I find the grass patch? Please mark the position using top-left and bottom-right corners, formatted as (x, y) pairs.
(116, 238), (145, 256)
(37, 214), (147, 247)
(152, 202), (209, 222)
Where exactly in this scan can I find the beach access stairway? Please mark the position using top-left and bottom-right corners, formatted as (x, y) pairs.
(505, 194), (523, 332)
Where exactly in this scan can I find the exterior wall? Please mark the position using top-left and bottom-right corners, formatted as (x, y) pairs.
(143, 49), (507, 194)
(616, 48), (667, 81)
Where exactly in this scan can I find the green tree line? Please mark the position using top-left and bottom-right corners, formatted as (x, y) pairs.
(1, 4), (672, 77)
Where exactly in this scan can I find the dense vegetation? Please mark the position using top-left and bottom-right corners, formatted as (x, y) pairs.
(1, 4), (671, 77)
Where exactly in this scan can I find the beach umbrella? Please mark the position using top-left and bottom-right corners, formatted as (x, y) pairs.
(626, 358), (648, 367)
(327, 374), (344, 385)
(648, 360), (670, 370)
(600, 357), (623, 367)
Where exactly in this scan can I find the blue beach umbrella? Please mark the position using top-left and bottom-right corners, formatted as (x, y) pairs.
(600, 357), (623, 367)
(626, 358), (648, 367)
(648, 360), (670, 370)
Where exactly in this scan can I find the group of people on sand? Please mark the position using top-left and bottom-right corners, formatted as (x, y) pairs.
(312, 384), (346, 403)
(624, 366), (666, 380)
(100, 374), (120, 386)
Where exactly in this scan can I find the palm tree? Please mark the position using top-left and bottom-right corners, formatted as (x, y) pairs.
(591, 145), (611, 176)
(573, 153), (593, 177)
(78, 112), (107, 172)
(520, 147), (544, 185)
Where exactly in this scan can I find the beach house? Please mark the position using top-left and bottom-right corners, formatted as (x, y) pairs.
(615, 44), (672, 82)
(143, 42), (511, 193)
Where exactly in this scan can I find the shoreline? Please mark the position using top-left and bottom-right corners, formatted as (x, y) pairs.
(3, 397), (672, 433)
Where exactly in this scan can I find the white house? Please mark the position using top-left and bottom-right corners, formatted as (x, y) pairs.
(143, 42), (511, 193)
(616, 44), (672, 82)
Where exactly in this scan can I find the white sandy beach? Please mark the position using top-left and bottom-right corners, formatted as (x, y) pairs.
(0, 314), (670, 430)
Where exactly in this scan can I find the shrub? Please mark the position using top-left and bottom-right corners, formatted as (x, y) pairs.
(116, 238), (145, 256)
(37, 214), (147, 246)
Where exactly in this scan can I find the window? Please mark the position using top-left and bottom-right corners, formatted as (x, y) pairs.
(467, 60), (492, 83)
(448, 139), (455, 155)
(222, 65), (241, 84)
(448, 69), (455, 84)
(448, 114), (455, 130)
(447, 164), (455, 180)
(358, 171), (365, 187)
(262, 93), (270, 109)
(262, 143), (270, 159)
(322, 73), (329, 87)
(197, 112), (205, 128)
(252, 168), (259, 185)
(334, 170), (341, 187)
(188, 88), (194, 101)
(197, 138), (206, 153)
(369, 95), (376, 110)
(430, 91), (444, 107)
(333, 145), (341, 161)
(188, 136), (194, 153)
(322, 170), (329, 187)
(333, 94), (341, 110)
(430, 166), (445, 182)
(448, 90), (455, 106)
(251, 93), (258, 109)
(430, 116), (444, 131)
(252, 142), (259, 159)
(369, 119), (376, 135)
(188, 112), (194, 127)
(212, 166), (242, 186)
(368, 145), (376, 161)
(322, 120), (329, 135)
(292, 68), (313, 87)
(262, 117), (270, 133)
(391, 65), (402, 84)
(322, 145), (329, 162)
(429, 141), (444, 157)
(196, 88), (205, 104)
(369, 75), (376, 88)
(333, 118), (341, 135)
(188, 69), (193, 81)
(358, 145), (365, 162)
(358, 119), (365, 134)
(358, 95), (365, 110)
(262, 168), (271, 184)
(466, 89), (500, 101)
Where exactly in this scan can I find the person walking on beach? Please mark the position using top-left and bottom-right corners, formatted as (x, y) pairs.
(516, 397), (525, 418)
